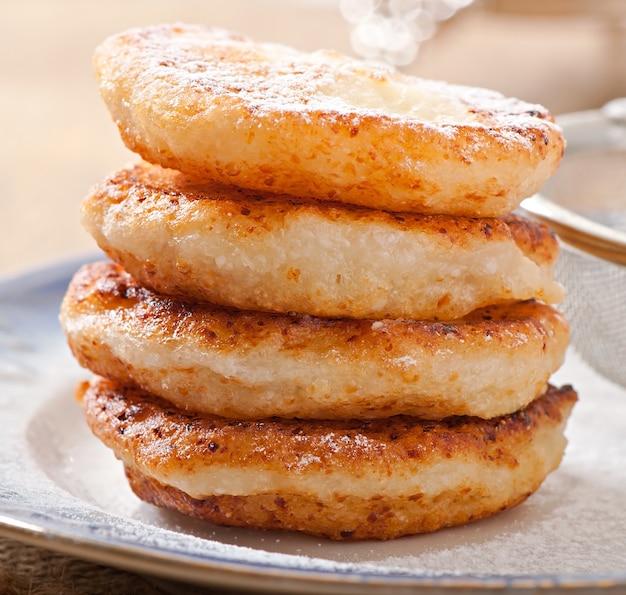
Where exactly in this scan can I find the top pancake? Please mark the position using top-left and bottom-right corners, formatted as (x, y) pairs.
(94, 24), (565, 216)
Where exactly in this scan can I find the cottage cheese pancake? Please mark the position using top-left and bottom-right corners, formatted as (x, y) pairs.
(81, 163), (564, 321)
(93, 24), (565, 216)
(61, 261), (570, 420)
(78, 377), (577, 540)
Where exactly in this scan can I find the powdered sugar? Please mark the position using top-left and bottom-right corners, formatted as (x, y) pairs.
(115, 23), (555, 132)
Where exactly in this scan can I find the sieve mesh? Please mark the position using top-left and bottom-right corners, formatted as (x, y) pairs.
(536, 98), (626, 389)
(556, 242), (626, 388)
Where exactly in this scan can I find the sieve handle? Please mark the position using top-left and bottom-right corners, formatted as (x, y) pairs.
(519, 194), (626, 266)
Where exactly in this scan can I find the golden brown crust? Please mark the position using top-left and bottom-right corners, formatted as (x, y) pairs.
(61, 261), (570, 420)
(94, 24), (565, 216)
(123, 467), (531, 541)
(81, 162), (564, 320)
(79, 377), (577, 540)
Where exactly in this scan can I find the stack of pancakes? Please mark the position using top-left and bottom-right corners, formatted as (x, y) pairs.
(60, 24), (577, 540)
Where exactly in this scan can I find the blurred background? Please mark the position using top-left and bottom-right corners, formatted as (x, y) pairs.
(1, 0), (625, 276)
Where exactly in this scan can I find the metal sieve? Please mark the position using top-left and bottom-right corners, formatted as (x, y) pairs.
(520, 98), (626, 388)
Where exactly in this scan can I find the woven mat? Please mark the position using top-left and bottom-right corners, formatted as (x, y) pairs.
(0, 536), (274, 593)
(0, 536), (249, 594)
(0, 536), (212, 594)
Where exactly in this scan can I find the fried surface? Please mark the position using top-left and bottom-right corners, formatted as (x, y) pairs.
(61, 261), (570, 420)
(93, 24), (565, 217)
(78, 377), (577, 540)
(81, 163), (564, 320)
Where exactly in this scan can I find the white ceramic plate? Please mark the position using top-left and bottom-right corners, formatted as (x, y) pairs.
(1, 255), (626, 594)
